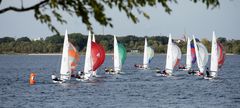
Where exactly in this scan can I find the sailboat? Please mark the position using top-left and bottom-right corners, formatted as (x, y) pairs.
(110, 35), (126, 74)
(164, 34), (182, 76)
(52, 30), (79, 83)
(193, 35), (209, 76)
(135, 38), (154, 69)
(82, 31), (93, 80)
(77, 32), (106, 80)
(207, 31), (225, 79)
(179, 37), (196, 71)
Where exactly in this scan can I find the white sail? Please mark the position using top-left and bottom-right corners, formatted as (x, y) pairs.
(165, 34), (173, 75)
(60, 30), (70, 80)
(92, 34), (96, 76)
(92, 34), (96, 42)
(114, 35), (120, 73)
(193, 36), (209, 73)
(210, 31), (218, 77)
(143, 38), (148, 69)
(186, 37), (192, 70)
(84, 31), (93, 79)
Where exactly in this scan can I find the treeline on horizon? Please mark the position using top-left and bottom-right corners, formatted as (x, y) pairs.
(0, 33), (240, 54)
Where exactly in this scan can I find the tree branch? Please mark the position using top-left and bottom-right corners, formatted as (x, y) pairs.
(0, 0), (49, 14)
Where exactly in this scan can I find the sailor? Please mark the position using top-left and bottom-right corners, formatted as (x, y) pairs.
(156, 68), (161, 73)
(162, 69), (168, 76)
(79, 71), (85, 79)
(188, 69), (196, 75)
(179, 64), (186, 69)
(206, 67), (210, 77)
(51, 75), (63, 82)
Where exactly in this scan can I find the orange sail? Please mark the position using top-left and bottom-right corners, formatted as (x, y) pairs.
(68, 42), (80, 73)
(91, 42), (106, 71)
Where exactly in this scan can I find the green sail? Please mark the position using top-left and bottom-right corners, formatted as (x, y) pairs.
(118, 44), (126, 65)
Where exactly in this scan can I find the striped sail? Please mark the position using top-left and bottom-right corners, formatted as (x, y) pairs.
(68, 42), (79, 76)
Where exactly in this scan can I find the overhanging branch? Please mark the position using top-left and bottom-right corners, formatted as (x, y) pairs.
(0, 0), (49, 14)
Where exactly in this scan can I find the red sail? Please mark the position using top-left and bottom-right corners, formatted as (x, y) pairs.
(217, 42), (225, 68)
(91, 42), (106, 71)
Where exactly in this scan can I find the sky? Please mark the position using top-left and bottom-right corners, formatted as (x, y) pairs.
(0, 0), (239, 40)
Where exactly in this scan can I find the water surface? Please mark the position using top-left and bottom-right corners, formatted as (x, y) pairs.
(0, 54), (240, 108)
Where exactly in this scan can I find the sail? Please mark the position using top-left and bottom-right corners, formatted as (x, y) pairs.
(114, 35), (120, 72)
(91, 34), (97, 76)
(60, 30), (70, 80)
(186, 37), (192, 70)
(217, 42), (225, 68)
(84, 31), (93, 79)
(172, 42), (182, 68)
(210, 32), (226, 77)
(143, 38), (154, 69)
(118, 43), (127, 66)
(191, 42), (197, 64)
(68, 42), (79, 75)
(91, 42), (106, 71)
(146, 47), (154, 64)
(210, 32), (218, 74)
(143, 38), (148, 68)
(165, 34), (173, 74)
(193, 36), (209, 73)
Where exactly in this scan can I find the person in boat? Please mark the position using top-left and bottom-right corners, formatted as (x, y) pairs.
(105, 67), (114, 73)
(51, 75), (63, 82)
(205, 67), (211, 77)
(178, 64), (186, 69)
(162, 69), (169, 76)
(134, 64), (143, 68)
(188, 69), (196, 75)
(78, 71), (85, 79)
(156, 68), (161, 73)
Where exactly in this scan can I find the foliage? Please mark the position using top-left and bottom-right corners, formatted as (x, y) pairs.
(0, 0), (220, 34)
(0, 34), (239, 54)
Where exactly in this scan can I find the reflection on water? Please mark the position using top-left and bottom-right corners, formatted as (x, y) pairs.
(0, 55), (240, 107)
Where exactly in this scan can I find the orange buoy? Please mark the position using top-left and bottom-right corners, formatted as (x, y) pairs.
(29, 72), (36, 85)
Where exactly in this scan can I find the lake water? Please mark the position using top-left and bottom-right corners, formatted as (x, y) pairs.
(0, 54), (240, 108)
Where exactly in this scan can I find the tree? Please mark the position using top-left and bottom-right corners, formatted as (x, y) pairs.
(201, 38), (211, 52)
(0, 0), (220, 34)
(16, 37), (31, 42)
(0, 37), (15, 43)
